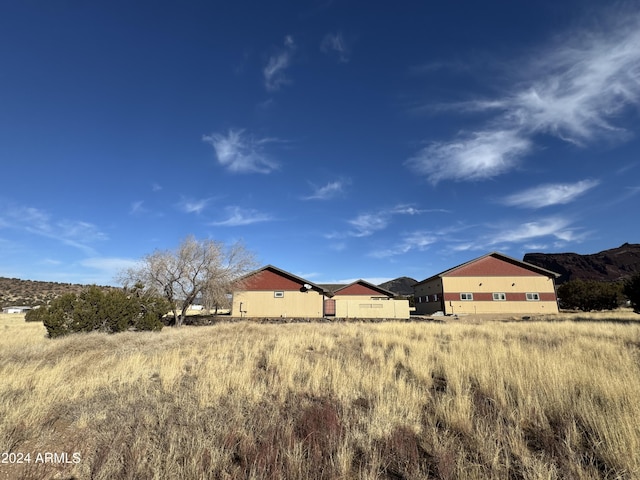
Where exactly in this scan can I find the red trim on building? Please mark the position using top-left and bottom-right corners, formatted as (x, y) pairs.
(444, 291), (557, 302)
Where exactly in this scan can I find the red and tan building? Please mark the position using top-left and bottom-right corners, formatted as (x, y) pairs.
(232, 266), (410, 319)
(232, 265), (326, 318)
(323, 280), (410, 319)
(413, 252), (560, 315)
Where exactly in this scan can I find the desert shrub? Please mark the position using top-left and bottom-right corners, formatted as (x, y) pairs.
(40, 286), (169, 338)
(24, 307), (47, 322)
(623, 273), (640, 313)
(557, 280), (624, 311)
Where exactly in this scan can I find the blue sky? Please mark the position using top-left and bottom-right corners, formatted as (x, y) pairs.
(1, 0), (639, 286)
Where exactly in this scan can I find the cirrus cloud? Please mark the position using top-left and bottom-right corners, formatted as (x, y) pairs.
(210, 206), (274, 227)
(264, 35), (296, 92)
(203, 129), (280, 174)
(501, 179), (600, 208)
(407, 9), (640, 183)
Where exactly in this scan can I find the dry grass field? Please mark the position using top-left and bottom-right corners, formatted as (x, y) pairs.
(1, 312), (639, 479)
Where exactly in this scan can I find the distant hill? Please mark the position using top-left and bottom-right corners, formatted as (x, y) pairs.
(523, 243), (640, 284)
(0, 277), (113, 308)
(378, 277), (418, 296)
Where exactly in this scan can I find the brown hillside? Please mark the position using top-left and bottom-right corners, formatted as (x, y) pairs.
(0, 277), (113, 308)
(524, 243), (640, 284)
(378, 276), (418, 296)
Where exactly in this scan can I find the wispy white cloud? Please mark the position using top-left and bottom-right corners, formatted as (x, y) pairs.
(501, 179), (600, 208)
(348, 213), (389, 237)
(370, 231), (437, 258)
(302, 178), (350, 200)
(321, 32), (350, 63)
(177, 197), (212, 214)
(600, 184), (640, 208)
(346, 204), (424, 237)
(130, 200), (146, 215)
(448, 243), (478, 252)
(427, 215), (590, 256)
(0, 204), (106, 255)
(524, 244), (549, 251)
(80, 257), (140, 282)
(486, 216), (583, 245)
(615, 163), (638, 175)
(264, 35), (296, 91)
(328, 241), (347, 252)
(372, 211), (580, 260)
(368, 218), (462, 258)
(407, 130), (532, 183)
(203, 129), (280, 174)
(41, 258), (63, 266)
(210, 206), (274, 227)
(407, 9), (640, 183)
(152, 182), (162, 192)
(388, 205), (432, 215)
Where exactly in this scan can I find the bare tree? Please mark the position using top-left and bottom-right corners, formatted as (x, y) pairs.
(119, 236), (256, 326)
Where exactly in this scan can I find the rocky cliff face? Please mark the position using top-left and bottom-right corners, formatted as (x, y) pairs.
(523, 243), (640, 284)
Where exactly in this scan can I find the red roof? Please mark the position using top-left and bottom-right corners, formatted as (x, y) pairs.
(332, 279), (396, 297)
(234, 265), (325, 293)
(415, 252), (560, 286)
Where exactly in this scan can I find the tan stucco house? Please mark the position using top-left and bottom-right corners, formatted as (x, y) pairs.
(232, 265), (326, 318)
(321, 280), (410, 319)
(413, 252), (560, 315)
(232, 266), (410, 319)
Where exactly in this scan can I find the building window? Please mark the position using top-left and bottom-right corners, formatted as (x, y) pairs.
(526, 292), (540, 301)
(460, 293), (473, 301)
(274, 291), (284, 298)
(493, 293), (506, 301)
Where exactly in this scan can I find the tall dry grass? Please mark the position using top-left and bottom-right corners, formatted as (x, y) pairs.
(1, 313), (639, 479)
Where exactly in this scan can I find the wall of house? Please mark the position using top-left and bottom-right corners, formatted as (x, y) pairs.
(334, 299), (410, 319)
(413, 278), (445, 315)
(232, 290), (324, 318)
(441, 276), (558, 314)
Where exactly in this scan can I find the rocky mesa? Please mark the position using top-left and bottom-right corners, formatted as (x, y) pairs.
(524, 243), (640, 284)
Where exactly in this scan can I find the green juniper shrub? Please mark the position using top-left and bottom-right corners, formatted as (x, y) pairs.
(127, 283), (170, 331)
(38, 286), (168, 338)
(24, 307), (48, 322)
(557, 279), (624, 311)
(623, 273), (640, 313)
(41, 293), (78, 338)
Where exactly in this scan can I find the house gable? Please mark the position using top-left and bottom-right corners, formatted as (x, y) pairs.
(242, 268), (305, 291)
(445, 254), (548, 278)
(236, 265), (324, 293)
(333, 280), (395, 297)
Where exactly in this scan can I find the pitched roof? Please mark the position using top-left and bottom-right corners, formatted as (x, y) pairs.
(317, 283), (346, 294)
(331, 279), (397, 297)
(235, 264), (327, 293)
(415, 252), (561, 286)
